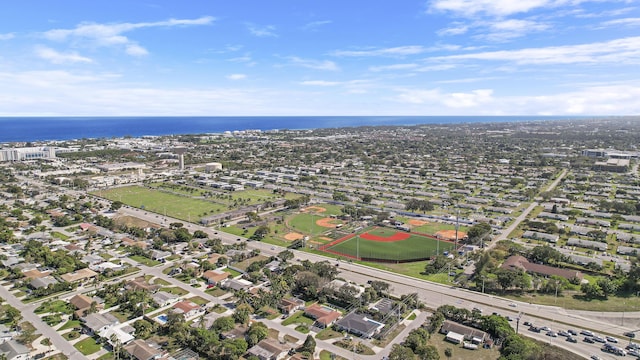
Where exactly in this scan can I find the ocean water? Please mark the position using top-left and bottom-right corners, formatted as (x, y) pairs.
(0, 116), (574, 143)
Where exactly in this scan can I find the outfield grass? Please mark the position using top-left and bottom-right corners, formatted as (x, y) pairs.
(93, 185), (227, 221)
(412, 222), (469, 235)
(328, 233), (455, 262)
(289, 213), (335, 235)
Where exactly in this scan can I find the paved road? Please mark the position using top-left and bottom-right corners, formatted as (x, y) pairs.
(0, 285), (88, 360)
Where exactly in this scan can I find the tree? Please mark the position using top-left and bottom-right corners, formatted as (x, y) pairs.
(298, 334), (316, 354)
(581, 282), (602, 299)
(389, 344), (417, 360)
(247, 322), (269, 347)
(233, 304), (252, 325)
(597, 278), (618, 299)
(467, 223), (492, 241)
(110, 201), (124, 211)
(212, 316), (235, 332)
(278, 250), (294, 262)
(251, 225), (270, 240)
(495, 269), (517, 291)
(423, 255), (450, 275)
(361, 194), (373, 204)
(529, 245), (563, 265)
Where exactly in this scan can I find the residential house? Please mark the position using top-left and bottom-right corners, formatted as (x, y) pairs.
(151, 291), (180, 307)
(22, 268), (52, 280)
(566, 238), (608, 251)
(69, 294), (101, 317)
(202, 270), (231, 286)
(126, 277), (160, 293)
(334, 312), (385, 339)
(0, 340), (29, 360)
(440, 320), (488, 344)
(279, 298), (305, 315)
(521, 231), (559, 243)
(149, 250), (171, 262)
(223, 278), (253, 291)
(172, 301), (204, 319)
(81, 312), (120, 335)
(0, 324), (16, 344)
(124, 339), (164, 360)
(246, 338), (289, 360)
(304, 303), (341, 328)
(501, 255), (583, 281)
(59, 268), (98, 285)
(29, 275), (58, 290)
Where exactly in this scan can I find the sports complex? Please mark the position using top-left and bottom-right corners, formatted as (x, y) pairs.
(319, 226), (458, 263)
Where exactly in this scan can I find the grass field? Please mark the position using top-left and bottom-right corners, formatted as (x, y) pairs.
(93, 185), (227, 221)
(412, 222), (469, 235)
(327, 231), (455, 262)
(288, 213), (335, 234)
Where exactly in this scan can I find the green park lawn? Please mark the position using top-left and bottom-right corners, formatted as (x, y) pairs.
(93, 185), (227, 221)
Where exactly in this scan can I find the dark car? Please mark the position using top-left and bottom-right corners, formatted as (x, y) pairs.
(566, 336), (578, 343)
(568, 329), (577, 336)
(624, 331), (636, 338)
(558, 331), (569, 337)
(523, 321), (532, 326)
(584, 337), (595, 343)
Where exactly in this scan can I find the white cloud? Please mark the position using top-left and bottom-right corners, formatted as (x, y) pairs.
(480, 19), (550, 41)
(599, 17), (640, 27)
(369, 63), (420, 72)
(247, 24), (277, 37)
(396, 88), (494, 108)
(287, 57), (339, 71)
(302, 20), (332, 31)
(393, 84), (640, 115)
(42, 16), (214, 56)
(300, 80), (341, 86)
(0, 33), (15, 40)
(227, 74), (247, 80)
(437, 24), (469, 36)
(35, 46), (93, 64)
(430, 36), (640, 65)
(429, 0), (555, 17)
(331, 45), (429, 57)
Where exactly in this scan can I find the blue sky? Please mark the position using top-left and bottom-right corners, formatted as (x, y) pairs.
(1, 0), (639, 116)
